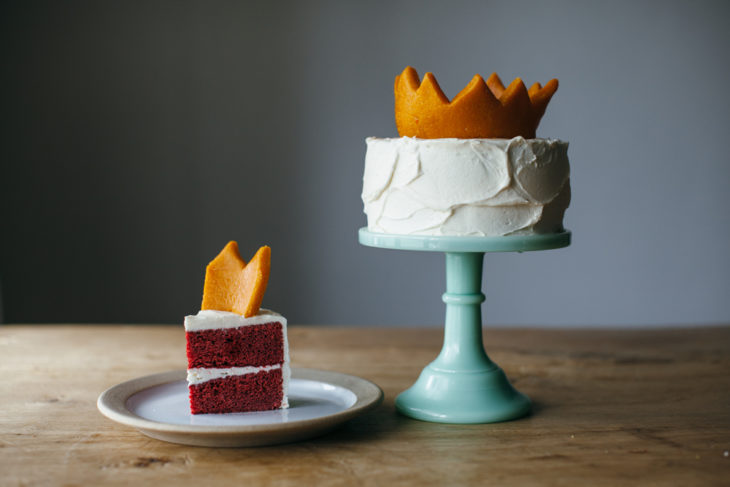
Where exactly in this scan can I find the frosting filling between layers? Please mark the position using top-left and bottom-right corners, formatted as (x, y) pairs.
(187, 365), (282, 384)
(362, 136), (570, 236)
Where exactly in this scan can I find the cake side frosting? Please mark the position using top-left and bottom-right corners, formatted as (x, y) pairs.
(362, 136), (570, 237)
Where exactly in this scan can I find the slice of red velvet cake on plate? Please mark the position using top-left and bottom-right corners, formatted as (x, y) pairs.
(185, 242), (290, 414)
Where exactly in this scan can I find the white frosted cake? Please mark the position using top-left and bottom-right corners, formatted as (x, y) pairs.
(362, 136), (570, 237)
(363, 66), (570, 237)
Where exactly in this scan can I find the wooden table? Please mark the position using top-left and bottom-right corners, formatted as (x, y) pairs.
(1, 325), (729, 486)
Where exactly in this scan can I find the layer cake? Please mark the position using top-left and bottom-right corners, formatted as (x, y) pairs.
(185, 309), (290, 414)
(362, 66), (570, 237)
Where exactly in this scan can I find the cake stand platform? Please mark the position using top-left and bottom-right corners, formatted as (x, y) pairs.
(358, 228), (571, 424)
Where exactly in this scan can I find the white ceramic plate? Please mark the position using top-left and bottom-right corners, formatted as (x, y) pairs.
(98, 368), (383, 447)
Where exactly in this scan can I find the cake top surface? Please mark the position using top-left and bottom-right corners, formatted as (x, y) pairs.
(184, 309), (286, 331)
(394, 66), (558, 139)
(200, 241), (271, 318)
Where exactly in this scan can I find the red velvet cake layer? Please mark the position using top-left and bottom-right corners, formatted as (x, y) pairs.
(189, 369), (283, 414)
(186, 322), (284, 368)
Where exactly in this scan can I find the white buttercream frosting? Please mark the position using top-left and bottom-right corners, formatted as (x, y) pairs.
(362, 136), (570, 236)
(187, 365), (281, 385)
(185, 309), (290, 408)
(184, 309), (287, 332)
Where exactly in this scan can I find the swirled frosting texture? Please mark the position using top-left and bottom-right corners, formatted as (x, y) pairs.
(362, 137), (570, 236)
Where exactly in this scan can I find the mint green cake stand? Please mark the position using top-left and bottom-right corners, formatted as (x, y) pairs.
(358, 228), (571, 424)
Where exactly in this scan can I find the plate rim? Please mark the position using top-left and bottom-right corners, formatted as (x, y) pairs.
(97, 367), (384, 436)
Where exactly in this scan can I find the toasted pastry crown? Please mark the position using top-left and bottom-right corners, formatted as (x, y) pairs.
(201, 242), (270, 318)
(394, 66), (558, 139)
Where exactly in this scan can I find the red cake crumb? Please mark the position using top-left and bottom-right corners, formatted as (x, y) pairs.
(189, 369), (284, 414)
(186, 322), (284, 368)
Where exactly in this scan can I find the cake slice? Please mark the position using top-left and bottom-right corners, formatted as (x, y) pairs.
(185, 309), (290, 414)
(185, 242), (289, 414)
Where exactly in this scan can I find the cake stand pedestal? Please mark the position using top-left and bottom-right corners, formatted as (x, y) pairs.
(358, 228), (571, 424)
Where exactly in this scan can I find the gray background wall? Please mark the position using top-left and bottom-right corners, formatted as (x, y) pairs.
(1, 0), (729, 327)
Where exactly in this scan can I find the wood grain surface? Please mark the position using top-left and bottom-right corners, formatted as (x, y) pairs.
(1, 325), (729, 486)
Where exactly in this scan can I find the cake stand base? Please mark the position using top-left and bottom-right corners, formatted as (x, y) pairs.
(395, 364), (530, 424)
(359, 228), (570, 424)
